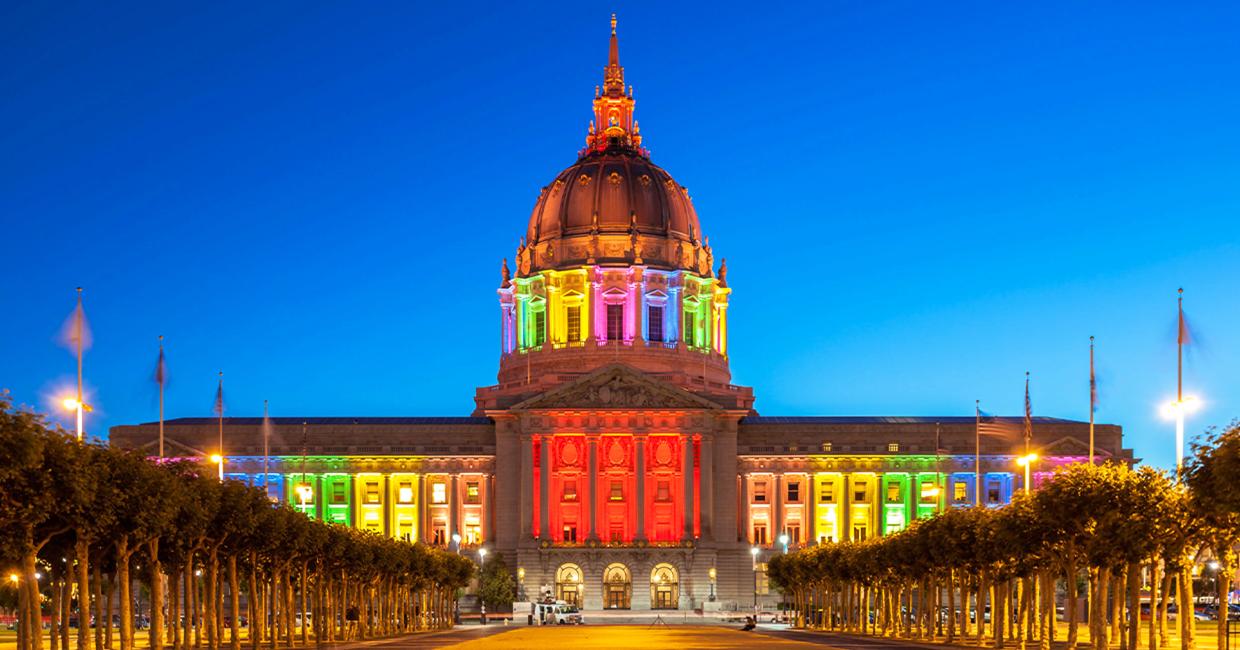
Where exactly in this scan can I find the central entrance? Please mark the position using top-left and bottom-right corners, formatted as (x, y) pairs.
(650, 563), (679, 610)
(555, 563), (583, 607)
(603, 563), (631, 609)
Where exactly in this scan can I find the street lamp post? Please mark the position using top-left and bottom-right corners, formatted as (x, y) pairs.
(1016, 453), (1038, 495)
(209, 454), (224, 482)
(778, 533), (790, 555)
(751, 546), (760, 612)
(478, 548), (488, 625)
(1165, 397), (1201, 476)
(708, 567), (717, 602)
(452, 533), (462, 554)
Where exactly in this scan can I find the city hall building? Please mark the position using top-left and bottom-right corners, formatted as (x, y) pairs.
(111, 18), (1133, 612)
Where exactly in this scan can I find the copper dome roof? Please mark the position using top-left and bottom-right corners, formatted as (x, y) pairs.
(522, 147), (703, 270)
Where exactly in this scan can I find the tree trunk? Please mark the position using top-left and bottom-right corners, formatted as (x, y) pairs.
(1068, 557), (1080, 648)
(1149, 561), (1159, 650)
(1160, 563), (1171, 649)
(228, 555), (239, 650)
(299, 563), (308, 646)
(1178, 565), (1195, 650)
(116, 539), (133, 650)
(148, 540), (163, 650)
(1127, 563), (1140, 650)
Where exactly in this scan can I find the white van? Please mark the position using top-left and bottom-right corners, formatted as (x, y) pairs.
(516, 601), (584, 625)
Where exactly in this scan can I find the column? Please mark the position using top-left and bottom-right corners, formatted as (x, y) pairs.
(807, 476), (817, 544)
(587, 437), (599, 541)
(699, 436), (713, 539)
(539, 435), (551, 539)
(519, 436), (533, 539)
(449, 474), (459, 543)
(739, 474), (749, 543)
(682, 436), (694, 540)
(635, 436), (646, 541)
(416, 474), (425, 543)
(773, 473), (783, 545)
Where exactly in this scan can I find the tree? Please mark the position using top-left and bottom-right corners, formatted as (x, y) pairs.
(476, 555), (515, 612)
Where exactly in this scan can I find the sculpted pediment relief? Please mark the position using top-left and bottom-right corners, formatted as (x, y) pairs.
(510, 364), (721, 411)
(1041, 436), (1105, 457)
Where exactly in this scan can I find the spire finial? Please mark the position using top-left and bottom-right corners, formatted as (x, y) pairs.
(611, 13), (617, 35)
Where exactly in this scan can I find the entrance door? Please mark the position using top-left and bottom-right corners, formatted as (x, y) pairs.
(649, 563), (679, 610)
(603, 563), (631, 609)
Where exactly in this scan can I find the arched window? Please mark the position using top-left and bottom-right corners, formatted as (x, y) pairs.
(555, 563), (583, 607)
(603, 563), (631, 609)
(649, 563), (679, 610)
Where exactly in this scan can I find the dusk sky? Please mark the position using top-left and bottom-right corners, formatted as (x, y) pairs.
(2, 1), (1237, 470)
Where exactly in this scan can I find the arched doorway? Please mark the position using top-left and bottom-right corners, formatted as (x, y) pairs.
(650, 563), (679, 610)
(555, 563), (583, 606)
(602, 563), (631, 609)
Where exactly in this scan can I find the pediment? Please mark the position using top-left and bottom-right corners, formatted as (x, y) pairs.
(510, 364), (722, 411)
(131, 437), (207, 459)
(1041, 436), (1107, 458)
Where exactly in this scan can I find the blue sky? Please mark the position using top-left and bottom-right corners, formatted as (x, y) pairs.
(1, 1), (1237, 469)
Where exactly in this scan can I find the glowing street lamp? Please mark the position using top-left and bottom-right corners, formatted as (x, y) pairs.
(778, 533), (790, 555)
(209, 454), (223, 482)
(62, 397), (92, 442)
(1016, 453), (1038, 495)
(295, 483), (314, 505)
(452, 532), (462, 554)
(708, 566), (717, 602)
(1163, 396), (1201, 474)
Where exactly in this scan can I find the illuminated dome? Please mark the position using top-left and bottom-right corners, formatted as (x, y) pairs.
(513, 15), (714, 278)
(523, 150), (705, 274)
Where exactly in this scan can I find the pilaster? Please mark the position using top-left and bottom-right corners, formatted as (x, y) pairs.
(682, 435), (694, 540)
(539, 435), (551, 540)
(635, 435), (646, 541)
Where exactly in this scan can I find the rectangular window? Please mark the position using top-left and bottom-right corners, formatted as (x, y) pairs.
(887, 442), (900, 452)
(954, 482), (968, 503)
(562, 480), (577, 502)
(647, 305), (664, 342)
(852, 524), (868, 542)
(609, 480), (623, 501)
(606, 303), (624, 341)
(987, 481), (1001, 504)
(365, 482), (381, 504)
(656, 480), (670, 502)
(431, 482), (447, 504)
(432, 526), (446, 546)
(819, 482), (834, 503)
(786, 524), (801, 544)
(787, 482), (800, 503)
(853, 486), (867, 502)
(562, 524), (578, 543)
(609, 525), (623, 543)
(886, 483), (901, 504)
(533, 310), (546, 346)
(331, 483), (346, 505)
(920, 483), (939, 504)
(752, 524), (768, 545)
(821, 441), (833, 452)
(466, 481), (480, 504)
(464, 524), (482, 545)
(683, 310), (696, 346)
(397, 482), (414, 504)
(566, 305), (581, 342)
(753, 481), (767, 503)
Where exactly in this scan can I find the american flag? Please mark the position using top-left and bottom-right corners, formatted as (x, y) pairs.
(213, 377), (225, 417)
(1024, 374), (1033, 444)
(153, 345), (167, 387)
(977, 410), (1021, 441)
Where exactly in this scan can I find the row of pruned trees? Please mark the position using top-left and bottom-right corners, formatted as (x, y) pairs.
(769, 421), (1240, 650)
(0, 396), (476, 650)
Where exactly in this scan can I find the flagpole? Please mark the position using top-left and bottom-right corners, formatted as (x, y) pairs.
(975, 400), (981, 508)
(1176, 288), (1184, 474)
(158, 336), (165, 458)
(263, 400), (270, 497)
(75, 287), (84, 441)
(217, 371), (224, 481)
(1089, 336), (1095, 465)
